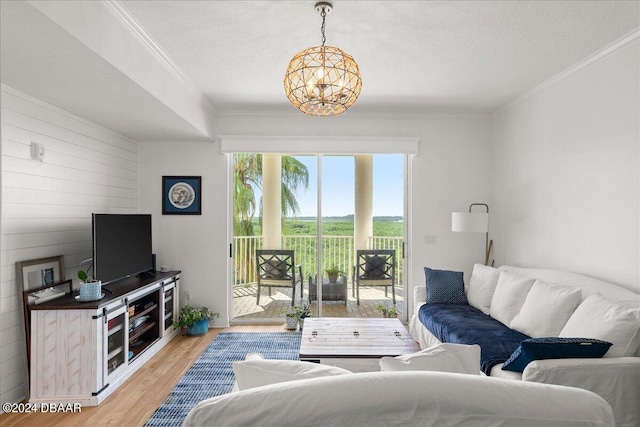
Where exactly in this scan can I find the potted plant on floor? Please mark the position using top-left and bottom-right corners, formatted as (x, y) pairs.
(285, 309), (299, 330)
(376, 303), (398, 318)
(174, 305), (220, 336)
(325, 266), (344, 283)
(294, 304), (311, 328)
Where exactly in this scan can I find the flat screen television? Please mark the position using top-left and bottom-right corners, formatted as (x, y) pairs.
(92, 214), (153, 284)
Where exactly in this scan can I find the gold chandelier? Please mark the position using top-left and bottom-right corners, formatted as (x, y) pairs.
(284, 2), (362, 116)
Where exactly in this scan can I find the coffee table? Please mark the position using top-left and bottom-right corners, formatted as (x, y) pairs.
(299, 317), (420, 372)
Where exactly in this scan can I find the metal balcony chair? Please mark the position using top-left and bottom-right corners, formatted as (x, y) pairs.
(256, 249), (303, 306)
(354, 249), (396, 305)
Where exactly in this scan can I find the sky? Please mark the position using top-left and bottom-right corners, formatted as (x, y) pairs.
(253, 154), (404, 217)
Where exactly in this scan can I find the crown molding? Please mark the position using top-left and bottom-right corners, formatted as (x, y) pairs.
(102, 0), (217, 115)
(493, 28), (640, 116)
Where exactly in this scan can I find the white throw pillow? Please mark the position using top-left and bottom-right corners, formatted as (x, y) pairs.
(466, 264), (501, 314)
(232, 353), (352, 391)
(559, 294), (640, 357)
(489, 271), (536, 326)
(379, 343), (481, 375)
(510, 280), (581, 337)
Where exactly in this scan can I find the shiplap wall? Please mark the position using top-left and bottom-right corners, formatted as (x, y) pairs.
(0, 85), (139, 405)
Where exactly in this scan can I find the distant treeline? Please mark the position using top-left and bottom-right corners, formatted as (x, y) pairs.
(251, 216), (403, 237)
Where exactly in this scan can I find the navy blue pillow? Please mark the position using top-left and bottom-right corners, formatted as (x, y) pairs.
(502, 337), (613, 372)
(424, 267), (467, 305)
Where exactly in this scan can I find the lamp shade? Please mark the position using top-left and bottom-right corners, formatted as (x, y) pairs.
(452, 212), (488, 233)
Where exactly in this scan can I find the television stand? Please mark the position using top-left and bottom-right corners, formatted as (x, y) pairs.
(29, 271), (181, 406)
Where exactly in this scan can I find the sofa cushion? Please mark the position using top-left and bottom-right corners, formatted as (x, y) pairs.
(510, 280), (582, 337)
(559, 294), (640, 357)
(466, 264), (500, 314)
(502, 337), (612, 372)
(363, 255), (388, 279)
(232, 352), (351, 391)
(379, 343), (481, 375)
(490, 271), (535, 326)
(424, 267), (468, 305)
(264, 260), (290, 279)
(419, 303), (530, 375)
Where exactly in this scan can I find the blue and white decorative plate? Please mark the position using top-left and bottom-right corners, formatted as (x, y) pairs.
(168, 182), (195, 209)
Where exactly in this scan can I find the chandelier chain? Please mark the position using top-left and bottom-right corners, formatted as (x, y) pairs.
(320, 8), (327, 46)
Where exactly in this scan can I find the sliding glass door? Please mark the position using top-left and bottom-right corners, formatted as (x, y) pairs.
(231, 152), (405, 322)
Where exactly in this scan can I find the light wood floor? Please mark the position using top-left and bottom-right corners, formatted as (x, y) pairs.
(0, 325), (284, 427)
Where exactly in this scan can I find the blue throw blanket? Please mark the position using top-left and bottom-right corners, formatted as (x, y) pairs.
(419, 303), (530, 375)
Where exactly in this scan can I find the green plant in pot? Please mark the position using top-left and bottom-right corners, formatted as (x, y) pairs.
(174, 305), (220, 336)
(285, 310), (299, 330)
(325, 266), (344, 283)
(294, 304), (311, 328)
(77, 270), (102, 301)
(376, 303), (398, 318)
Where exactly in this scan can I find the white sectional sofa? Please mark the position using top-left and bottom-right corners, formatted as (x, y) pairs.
(184, 370), (615, 427)
(409, 265), (640, 427)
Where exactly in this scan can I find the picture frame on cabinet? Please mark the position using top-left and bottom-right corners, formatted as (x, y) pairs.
(162, 176), (202, 215)
(17, 255), (65, 291)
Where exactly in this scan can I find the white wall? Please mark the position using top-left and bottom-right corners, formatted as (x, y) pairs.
(140, 113), (491, 324)
(490, 39), (640, 292)
(138, 140), (228, 326)
(0, 85), (139, 406)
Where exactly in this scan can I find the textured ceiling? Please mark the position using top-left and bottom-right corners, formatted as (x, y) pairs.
(122, 0), (640, 114)
(1, 1), (639, 141)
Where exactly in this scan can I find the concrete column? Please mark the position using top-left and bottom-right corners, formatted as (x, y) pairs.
(262, 154), (282, 249)
(354, 155), (373, 250)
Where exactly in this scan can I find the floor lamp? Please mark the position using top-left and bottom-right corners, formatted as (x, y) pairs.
(452, 203), (494, 266)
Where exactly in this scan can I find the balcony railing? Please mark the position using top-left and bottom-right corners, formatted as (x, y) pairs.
(233, 235), (404, 288)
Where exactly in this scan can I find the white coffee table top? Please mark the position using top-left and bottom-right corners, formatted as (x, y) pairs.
(299, 317), (419, 359)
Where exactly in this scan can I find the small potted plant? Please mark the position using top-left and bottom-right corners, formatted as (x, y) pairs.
(173, 305), (220, 336)
(77, 270), (102, 301)
(285, 309), (299, 330)
(294, 304), (311, 328)
(376, 303), (398, 318)
(325, 266), (344, 283)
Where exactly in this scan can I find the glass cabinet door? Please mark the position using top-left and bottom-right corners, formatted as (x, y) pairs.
(163, 285), (175, 332)
(105, 305), (128, 382)
(162, 278), (179, 334)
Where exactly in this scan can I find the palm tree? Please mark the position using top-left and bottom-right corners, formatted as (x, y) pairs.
(233, 154), (309, 285)
(233, 154), (261, 236)
(280, 155), (310, 218)
(233, 154), (309, 236)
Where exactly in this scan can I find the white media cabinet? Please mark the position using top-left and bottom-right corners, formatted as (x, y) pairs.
(29, 271), (181, 406)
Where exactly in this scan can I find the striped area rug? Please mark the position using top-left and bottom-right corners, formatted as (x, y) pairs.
(145, 332), (302, 427)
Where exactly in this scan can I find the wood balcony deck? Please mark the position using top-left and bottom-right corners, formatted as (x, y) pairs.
(233, 282), (405, 321)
